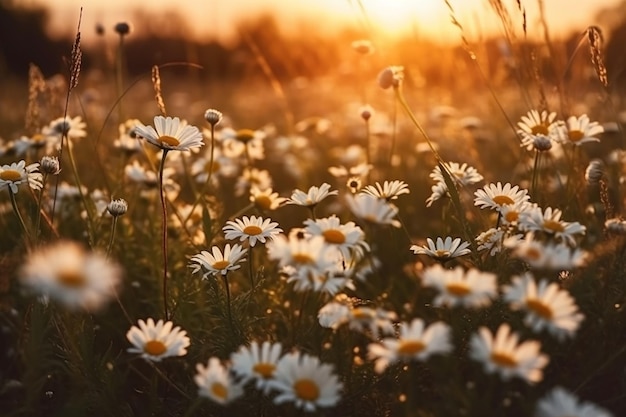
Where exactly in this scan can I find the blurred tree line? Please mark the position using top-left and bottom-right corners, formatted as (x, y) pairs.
(1, 0), (625, 90)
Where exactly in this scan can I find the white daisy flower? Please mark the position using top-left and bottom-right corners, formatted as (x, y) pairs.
(421, 264), (497, 308)
(429, 162), (484, 187)
(536, 386), (614, 417)
(411, 236), (471, 262)
(318, 300), (351, 329)
(135, 115), (204, 151)
(502, 272), (584, 340)
(605, 217), (626, 234)
(195, 357), (244, 405)
(361, 180), (410, 201)
(223, 215), (282, 247)
(368, 318), (453, 373)
(469, 323), (549, 384)
(346, 193), (400, 227)
(189, 244), (247, 278)
(425, 181), (448, 207)
(268, 351), (342, 412)
(126, 318), (190, 362)
(474, 182), (530, 212)
(235, 168), (272, 197)
(0, 160), (43, 194)
(559, 114), (604, 146)
(249, 186), (287, 211)
(19, 241), (121, 311)
(518, 206), (586, 246)
(230, 341), (283, 394)
(304, 215), (369, 259)
(516, 109), (562, 150)
(505, 234), (587, 270)
(287, 183), (338, 207)
(42, 115), (87, 142)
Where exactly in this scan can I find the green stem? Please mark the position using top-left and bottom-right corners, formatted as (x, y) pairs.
(9, 189), (32, 247)
(106, 217), (118, 258)
(248, 244), (255, 288)
(186, 124), (215, 225)
(34, 173), (48, 243)
(221, 273), (233, 332)
(66, 139), (96, 246)
(159, 150), (170, 319)
(116, 34), (125, 121)
(531, 149), (541, 200)
(390, 94), (398, 168)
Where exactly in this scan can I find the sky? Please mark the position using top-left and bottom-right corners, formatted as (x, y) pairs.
(16, 0), (623, 44)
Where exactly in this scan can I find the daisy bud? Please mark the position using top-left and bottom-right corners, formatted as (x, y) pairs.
(532, 135), (552, 152)
(114, 22), (131, 36)
(40, 156), (61, 175)
(204, 109), (223, 126)
(377, 66), (404, 90)
(107, 198), (128, 217)
(360, 105), (373, 121)
(351, 39), (374, 55)
(585, 159), (605, 185)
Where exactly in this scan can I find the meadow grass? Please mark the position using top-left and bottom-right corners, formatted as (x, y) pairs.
(0, 3), (625, 417)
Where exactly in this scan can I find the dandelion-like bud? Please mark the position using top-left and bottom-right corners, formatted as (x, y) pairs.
(351, 39), (374, 55)
(107, 198), (128, 217)
(114, 22), (132, 36)
(533, 135), (553, 152)
(204, 109), (223, 126)
(377, 66), (404, 90)
(40, 156), (61, 175)
(585, 159), (605, 185)
(360, 105), (373, 121)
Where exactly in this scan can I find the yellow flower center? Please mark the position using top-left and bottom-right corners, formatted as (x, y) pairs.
(445, 282), (471, 296)
(322, 229), (346, 244)
(531, 124), (549, 136)
(293, 253), (314, 265)
(0, 170), (22, 182)
(144, 340), (167, 356)
(525, 247), (542, 260)
(397, 340), (426, 355)
(493, 195), (515, 206)
(252, 362), (276, 379)
(57, 270), (86, 288)
(212, 260), (231, 270)
(211, 382), (228, 400)
(526, 298), (553, 319)
(157, 135), (180, 147)
(254, 195), (272, 210)
(243, 225), (263, 236)
(504, 211), (519, 223)
(32, 133), (46, 145)
(293, 378), (320, 401)
(434, 249), (451, 258)
(568, 130), (584, 142)
(235, 129), (256, 143)
(204, 160), (221, 173)
(351, 307), (372, 320)
(490, 351), (518, 368)
(543, 219), (565, 233)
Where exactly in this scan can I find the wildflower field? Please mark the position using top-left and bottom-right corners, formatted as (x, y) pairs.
(1, 2), (626, 416)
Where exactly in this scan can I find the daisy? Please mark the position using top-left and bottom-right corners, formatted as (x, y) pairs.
(235, 168), (272, 197)
(499, 202), (533, 226)
(318, 300), (351, 329)
(328, 162), (372, 179)
(287, 183), (338, 208)
(126, 318), (190, 362)
(42, 115), (87, 142)
(190, 149), (238, 184)
(469, 323), (549, 383)
(195, 357), (244, 405)
(411, 236), (472, 262)
(378, 65), (404, 89)
(346, 193), (400, 227)
(605, 217), (626, 234)
(362, 180), (410, 201)
(474, 182), (530, 212)
(505, 235), (587, 270)
(268, 351), (342, 412)
(0, 160), (43, 194)
(536, 386), (614, 417)
(502, 272), (584, 340)
(304, 215), (369, 259)
(19, 241), (121, 311)
(421, 264), (497, 308)
(516, 109), (562, 150)
(559, 114), (604, 146)
(249, 186), (286, 211)
(230, 341), (283, 394)
(368, 318), (453, 373)
(429, 162), (484, 187)
(425, 181), (448, 207)
(135, 115), (204, 151)
(223, 215), (282, 247)
(189, 244), (247, 278)
(518, 206), (586, 246)
(347, 306), (397, 339)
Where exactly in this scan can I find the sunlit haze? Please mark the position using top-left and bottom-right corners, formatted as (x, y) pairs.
(17, 0), (621, 44)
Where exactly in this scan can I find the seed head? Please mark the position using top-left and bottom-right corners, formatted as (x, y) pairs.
(107, 198), (128, 217)
(377, 66), (404, 90)
(204, 109), (223, 126)
(40, 156), (61, 175)
(114, 22), (132, 36)
(360, 105), (374, 121)
(585, 159), (605, 185)
(532, 135), (553, 152)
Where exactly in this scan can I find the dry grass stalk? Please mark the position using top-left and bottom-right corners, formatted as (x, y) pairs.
(588, 26), (609, 88)
(69, 8), (83, 91)
(151, 65), (167, 116)
(25, 64), (46, 134)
